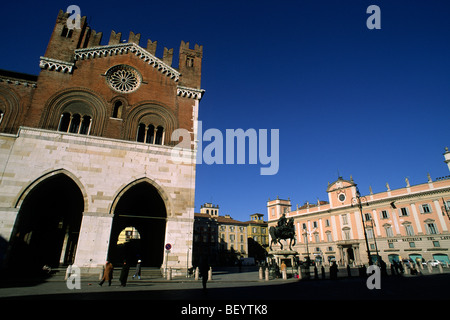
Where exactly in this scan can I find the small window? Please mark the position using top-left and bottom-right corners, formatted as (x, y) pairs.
(58, 112), (71, 132)
(112, 101), (123, 118)
(426, 223), (438, 235)
(68, 114), (81, 133)
(405, 224), (415, 236)
(384, 226), (394, 237)
(155, 126), (164, 145)
(79, 115), (91, 135)
(146, 125), (155, 144)
(186, 56), (194, 67)
(381, 210), (389, 219)
(420, 204), (432, 214)
(136, 123), (146, 142)
(61, 25), (73, 38)
(400, 207), (409, 217)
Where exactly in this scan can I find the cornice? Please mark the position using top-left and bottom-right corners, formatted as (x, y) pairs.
(177, 86), (205, 100)
(74, 43), (180, 82)
(39, 56), (74, 73)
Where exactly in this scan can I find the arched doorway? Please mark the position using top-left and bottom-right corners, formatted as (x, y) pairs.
(108, 181), (167, 267)
(9, 173), (84, 270)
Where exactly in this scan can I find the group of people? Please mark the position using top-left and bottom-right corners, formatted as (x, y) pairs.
(99, 259), (142, 287)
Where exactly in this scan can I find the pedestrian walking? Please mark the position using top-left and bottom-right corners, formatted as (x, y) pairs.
(119, 260), (130, 287)
(132, 259), (142, 280)
(199, 257), (209, 291)
(99, 261), (114, 286)
(330, 261), (338, 280)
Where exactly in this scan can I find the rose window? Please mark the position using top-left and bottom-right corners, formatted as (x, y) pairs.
(106, 65), (142, 93)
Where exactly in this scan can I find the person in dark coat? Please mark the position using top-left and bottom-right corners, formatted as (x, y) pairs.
(99, 261), (114, 286)
(119, 260), (130, 287)
(330, 261), (338, 280)
(132, 259), (142, 280)
(199, 257), (209, 291)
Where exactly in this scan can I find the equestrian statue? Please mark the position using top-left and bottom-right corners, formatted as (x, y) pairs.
(269, 213), (296, 250)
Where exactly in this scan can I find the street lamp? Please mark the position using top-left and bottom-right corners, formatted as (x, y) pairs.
(302, 226), (316, 266)
(351, 186), (372, 266)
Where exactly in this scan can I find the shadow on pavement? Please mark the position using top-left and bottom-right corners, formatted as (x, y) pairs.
(2, 273), (450, 301)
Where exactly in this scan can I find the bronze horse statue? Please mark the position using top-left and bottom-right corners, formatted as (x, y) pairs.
(269, 215), (296, 250)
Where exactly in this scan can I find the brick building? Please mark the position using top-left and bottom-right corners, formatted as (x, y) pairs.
(268, 149), (450, 266)
(0, 10), (204, 275)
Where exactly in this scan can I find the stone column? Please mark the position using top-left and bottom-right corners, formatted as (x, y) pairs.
(73, 212), (113, 273)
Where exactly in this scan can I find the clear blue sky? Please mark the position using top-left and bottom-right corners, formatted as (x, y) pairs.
(1, 0), (449, 222)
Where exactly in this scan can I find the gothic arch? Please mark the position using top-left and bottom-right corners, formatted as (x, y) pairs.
(123, 101), (178, 144)
(14, 168), (89, 212)
(0, 85), (22, 134)
(39, 87), (108, 136)
(9, 169), (86, 268)
(109, 177), (172, 218)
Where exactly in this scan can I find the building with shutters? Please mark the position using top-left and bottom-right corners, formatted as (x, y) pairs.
(268, 149), (450, 266)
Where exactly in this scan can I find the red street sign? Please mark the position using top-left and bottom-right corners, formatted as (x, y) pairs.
(165, 243), (172, 251)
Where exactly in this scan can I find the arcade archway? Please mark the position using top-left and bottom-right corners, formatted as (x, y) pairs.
(108, 181), (167, 267)
(9, 173), (84, 270)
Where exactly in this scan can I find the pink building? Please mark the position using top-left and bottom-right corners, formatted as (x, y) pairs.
(268, 148), (450, 266)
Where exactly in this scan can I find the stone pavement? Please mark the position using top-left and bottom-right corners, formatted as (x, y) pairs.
(1, 265), (450, 301)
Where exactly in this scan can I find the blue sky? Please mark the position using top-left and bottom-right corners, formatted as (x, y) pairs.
(1, 1), (449, 222)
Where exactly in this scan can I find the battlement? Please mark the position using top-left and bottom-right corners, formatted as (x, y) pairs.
(44, 9), (202, 80)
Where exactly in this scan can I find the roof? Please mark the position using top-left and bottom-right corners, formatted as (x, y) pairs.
(194, 212), (249, 225)
(0, 69), (38, 82)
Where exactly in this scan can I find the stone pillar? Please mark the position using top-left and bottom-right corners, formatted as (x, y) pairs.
(265, 267), (269, 281)
(208, 267), (212, 280)
(0, 207), (19, 242)
(73, 212), (113, 273)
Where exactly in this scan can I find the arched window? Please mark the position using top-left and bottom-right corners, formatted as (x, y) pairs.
(136, 123), (146, 142)
(155, 126), (164, 145)
(136, 122), (165, 145)
(58, 112), (71, 132)
(112, 101), (123, 119)
(68, 114), (81, 133)
(58, 112), (92, 135)
(79, 115), (92, 135)
(146, 124), (155, 144)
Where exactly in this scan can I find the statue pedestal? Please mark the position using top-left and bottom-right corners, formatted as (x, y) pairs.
(269, 250), (299, 278)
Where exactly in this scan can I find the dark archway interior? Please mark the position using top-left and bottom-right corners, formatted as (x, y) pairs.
(108, 182), (167, 268)
(9, 174), (84, 271)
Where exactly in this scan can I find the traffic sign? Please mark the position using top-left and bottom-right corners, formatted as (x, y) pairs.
(165, 243), (172, 251)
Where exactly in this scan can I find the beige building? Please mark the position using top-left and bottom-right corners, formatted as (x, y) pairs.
(268, 148), (450, 266)
(247, 213), (268, 248)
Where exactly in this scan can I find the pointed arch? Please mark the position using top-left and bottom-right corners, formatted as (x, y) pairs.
(14, 168), (89, 212)
(109, 176), (172, 218)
